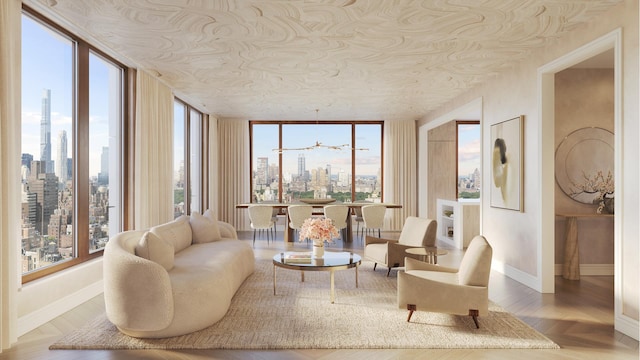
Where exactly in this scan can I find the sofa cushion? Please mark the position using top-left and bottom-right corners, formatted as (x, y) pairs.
(190, 211), (221, 243)
(150, 215), (193, 253)
(135, 231), (175, 271)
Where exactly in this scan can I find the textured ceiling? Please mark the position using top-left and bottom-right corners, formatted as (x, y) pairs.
(27, 0), (621, 120)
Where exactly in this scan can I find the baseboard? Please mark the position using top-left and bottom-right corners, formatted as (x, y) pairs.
(491, 260), (543, 293)
(554, 264), (614, 276)
(615, 313), (640, 341)
(17, 280), (104, 337)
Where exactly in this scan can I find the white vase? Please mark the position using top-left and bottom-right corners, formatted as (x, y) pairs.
(312, 242), (325, 258)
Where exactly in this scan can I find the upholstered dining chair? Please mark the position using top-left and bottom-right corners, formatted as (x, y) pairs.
(271, 206), (280, 238)
(287, 205), (313, 242)
(364, 216), (437, 276)
(397, 235), (493, 328)
(248, 204), (276, 247)
(352, 201), (369, 242)
(360, 204), (387, 241)
(323, 204), (349, 242)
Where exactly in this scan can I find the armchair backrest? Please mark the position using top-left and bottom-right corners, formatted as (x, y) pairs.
(398, 216), (437, 247)
(457, 235), (493, 287)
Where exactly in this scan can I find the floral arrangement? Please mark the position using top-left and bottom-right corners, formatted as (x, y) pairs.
(299, 217), (339, 244)
(570, 170), (614, 214)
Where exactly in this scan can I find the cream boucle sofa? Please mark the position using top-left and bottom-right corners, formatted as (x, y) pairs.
(103, 211), (255, 338)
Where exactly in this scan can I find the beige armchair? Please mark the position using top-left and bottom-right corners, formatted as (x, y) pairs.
(364, 216), (437, 276)
(397, 235), (493, 328)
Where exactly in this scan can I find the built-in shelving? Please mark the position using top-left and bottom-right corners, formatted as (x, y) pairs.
(436, 198), (480, 249)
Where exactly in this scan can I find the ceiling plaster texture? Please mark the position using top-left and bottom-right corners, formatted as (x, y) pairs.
(29, 0), (621, 120)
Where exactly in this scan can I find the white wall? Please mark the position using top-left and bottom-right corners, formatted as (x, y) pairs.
(418, 0), (638, 339)
(17, 259), (103, 336)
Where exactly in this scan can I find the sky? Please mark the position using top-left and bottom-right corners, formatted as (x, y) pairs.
(22, 14), (113, 178)
(457, 123), (481, 177)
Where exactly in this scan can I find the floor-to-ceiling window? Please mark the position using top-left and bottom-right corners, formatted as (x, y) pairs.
(250, 121), (383, 203)
(21, 9), (126, 282)
(173, 99), (204, 217)
(189, 108), (202, 214)
(173, 102), (186, 217)
(457, 121), (481, 199)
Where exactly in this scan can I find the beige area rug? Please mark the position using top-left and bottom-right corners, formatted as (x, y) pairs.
(50, 259), (559, 350)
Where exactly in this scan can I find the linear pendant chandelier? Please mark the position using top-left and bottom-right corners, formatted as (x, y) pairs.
(272, 110), (369, 153)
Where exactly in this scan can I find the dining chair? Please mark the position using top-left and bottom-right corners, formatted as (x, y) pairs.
(360, 204), (387, 241)
(323, 204), (349, 242)
(248, 204), (276, 247)
(271, 206), (280, 239)
(287, 205), (313, 242)
(350, 200), (368, 242)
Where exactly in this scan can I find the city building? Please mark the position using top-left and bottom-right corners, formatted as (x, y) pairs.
(98, 146), (109, 185)
(39, 88), (52, 173)
(55, 130), (67, 189)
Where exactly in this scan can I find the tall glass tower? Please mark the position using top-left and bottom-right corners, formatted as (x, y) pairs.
(40, 89), (52, 173)
(297, 153), (306, 180)
(55, 130), (67, 189)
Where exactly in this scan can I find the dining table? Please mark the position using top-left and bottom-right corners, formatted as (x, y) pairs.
(235, 201), (402, 243)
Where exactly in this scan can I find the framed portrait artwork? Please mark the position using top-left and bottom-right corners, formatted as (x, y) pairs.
(490, 115), (524, 212)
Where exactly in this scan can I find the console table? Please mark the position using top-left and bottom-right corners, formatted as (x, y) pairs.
(556, 213), (614, 280)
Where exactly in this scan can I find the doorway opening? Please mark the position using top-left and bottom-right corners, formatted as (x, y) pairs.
(538, 28), (621, 326)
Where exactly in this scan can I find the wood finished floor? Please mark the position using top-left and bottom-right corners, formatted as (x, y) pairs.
(2, 230), (638, 360)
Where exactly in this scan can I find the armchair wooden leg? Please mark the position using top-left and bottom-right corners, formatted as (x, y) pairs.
(386, 267), (392, 277)
(407, 304), (416, 322)
(373, 263), (377, 271)
(469, 309), (480, 328)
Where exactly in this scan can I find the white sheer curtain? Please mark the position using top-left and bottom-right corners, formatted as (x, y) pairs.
(0, 0), (21, 349)
(384, 120), (417, 231)
(134, 70), (174, 229)
(207, 116), (219, 212)
(217, 119), (250, 230)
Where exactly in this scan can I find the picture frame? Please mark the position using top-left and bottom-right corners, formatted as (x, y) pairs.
(490, 115), (524, 212)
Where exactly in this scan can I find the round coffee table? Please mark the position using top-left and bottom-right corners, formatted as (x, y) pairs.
(405, 247), (448, 264)
(273, 251), (361, 303)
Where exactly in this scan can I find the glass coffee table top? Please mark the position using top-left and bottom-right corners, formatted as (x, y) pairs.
(273, 251), (361, 269)
(272, 251), (361, 303)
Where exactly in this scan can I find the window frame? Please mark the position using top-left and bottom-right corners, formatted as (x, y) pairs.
(21, 6), (129, 283)
(173, 97), (205, 216)
(249, 120), (384, 203)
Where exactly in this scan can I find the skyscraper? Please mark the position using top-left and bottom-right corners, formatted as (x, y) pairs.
(40, 89), (52, 173)
(297, 153), (306, 179)
(98, 146), (109, 184)
(56, 130), (68, 189)
(257, 157), (268, 186)
(21, 153), (33, 168)
(473, 168), (481, 190)
(28, 161), (58, 236)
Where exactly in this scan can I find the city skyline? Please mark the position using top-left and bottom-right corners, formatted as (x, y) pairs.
(21, 14), (115, 274)
(252, 123), (382, 176)
(22, 15), (113, 178)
